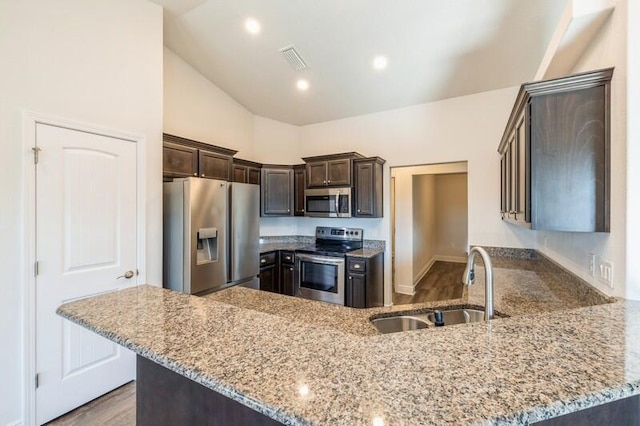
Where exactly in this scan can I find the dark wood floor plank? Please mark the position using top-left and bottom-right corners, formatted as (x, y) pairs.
(393, 261), (466, 305)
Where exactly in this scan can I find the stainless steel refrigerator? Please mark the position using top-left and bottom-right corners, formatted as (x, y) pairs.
(163, 177), (259, 295)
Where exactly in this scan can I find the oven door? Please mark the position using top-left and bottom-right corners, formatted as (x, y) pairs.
(295, 253), (345, 305)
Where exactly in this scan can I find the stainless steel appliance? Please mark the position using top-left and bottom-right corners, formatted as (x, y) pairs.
(163, 177), (259, 295)
(295, 226), (363, 305)
(304, 187), (352, 218)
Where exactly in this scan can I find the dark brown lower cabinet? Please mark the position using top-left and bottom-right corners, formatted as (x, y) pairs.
(279, 251), (295, 296)
(137, 356), (279, 426)
(258, 252), (278, 293)
(345, 253), (384, 308)
(533, 394), (639, 425)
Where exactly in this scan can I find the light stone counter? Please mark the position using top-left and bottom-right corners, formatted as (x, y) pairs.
(57, 256), (640, 425)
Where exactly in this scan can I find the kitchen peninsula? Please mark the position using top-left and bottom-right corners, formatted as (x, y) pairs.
(57, 253), (640, 425)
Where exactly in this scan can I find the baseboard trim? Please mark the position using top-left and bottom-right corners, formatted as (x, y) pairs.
(395, 284), (415, 295)
(434, 255), (467, 263)
(413, 256), (437, 286)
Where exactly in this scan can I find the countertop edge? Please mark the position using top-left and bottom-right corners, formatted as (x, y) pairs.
(56, 306), (311, 426)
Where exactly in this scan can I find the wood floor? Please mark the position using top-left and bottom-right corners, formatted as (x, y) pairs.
(46, 381), (135, 426)
(393, 261), (465, 305)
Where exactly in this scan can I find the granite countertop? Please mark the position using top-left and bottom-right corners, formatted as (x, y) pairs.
(56, 257), (640, 425)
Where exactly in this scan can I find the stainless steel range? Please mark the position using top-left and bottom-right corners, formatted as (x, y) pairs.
(294, 226), (363, 305)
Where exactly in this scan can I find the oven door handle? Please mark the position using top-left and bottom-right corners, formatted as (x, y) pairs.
(296, 253), (346, 266)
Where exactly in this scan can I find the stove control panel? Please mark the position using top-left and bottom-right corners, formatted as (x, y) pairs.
(315, 226), (363, 242)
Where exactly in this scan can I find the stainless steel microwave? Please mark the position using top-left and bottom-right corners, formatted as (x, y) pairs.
(304, 187), (352, 218)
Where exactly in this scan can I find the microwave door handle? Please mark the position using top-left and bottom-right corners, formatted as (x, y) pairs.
(335, 191), (340, 218)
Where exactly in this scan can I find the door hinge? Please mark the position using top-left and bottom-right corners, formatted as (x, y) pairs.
(34, 261), (39, 277)
(32, 147), (41, 164)
(35, 373), (40, 389)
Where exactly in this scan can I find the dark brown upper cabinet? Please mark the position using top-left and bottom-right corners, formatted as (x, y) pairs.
(498, 68), (613, 232)
(302, 153), (363, 188)
(261, 166), (294, 216)
(293, 164), (306, 216)
(233, 158), (262, 185)
(353, 157), (385, 218)
(163, 141), (198, 179)
(163, 133), (237, 182)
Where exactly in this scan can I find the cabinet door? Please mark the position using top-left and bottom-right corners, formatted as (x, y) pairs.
(259, 264), (278, 293)
(233, 165), (247, 183)
(248, 167), (261, 185)
(505, 142), (512, 216)
(500, 155), (506, 216)
(261, 168), (293, 216)
(515, 112), (529, 222)
(163, 142), (198, 179)
(293, 166), (306, 216)
(531, 86), (608, 231)
(346, 273), (366, 308)
(199, 150), (231, 180)
(306, 162), (328, 187)
(353, 158), (384, 218)
(280, 263), (295, 296)
(327, 159), (351, 186)
(509, 134), (518, 218)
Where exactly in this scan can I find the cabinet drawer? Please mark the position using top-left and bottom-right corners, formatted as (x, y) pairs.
(347, 258), (366, 273)
(260, 252), (276, 267)
(280, 251), (295, 265)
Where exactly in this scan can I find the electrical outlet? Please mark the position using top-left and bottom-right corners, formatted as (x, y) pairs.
(598, 260), (614, 288)
(588, 253), (596, 277)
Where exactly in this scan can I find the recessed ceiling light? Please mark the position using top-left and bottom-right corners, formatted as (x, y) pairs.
(296, 79), (309, 91)
(373, 55), (388, 70)
(245, 18), (261, 35)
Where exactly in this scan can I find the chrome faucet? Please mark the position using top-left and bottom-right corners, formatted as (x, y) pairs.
(462, 246), (494, 321)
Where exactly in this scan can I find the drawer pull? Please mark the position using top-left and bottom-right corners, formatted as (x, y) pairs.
(354, 264), (361, 269)
(260, 259), (266, 264)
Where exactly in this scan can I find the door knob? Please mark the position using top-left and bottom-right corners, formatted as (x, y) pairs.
(117, 270), (135, 279)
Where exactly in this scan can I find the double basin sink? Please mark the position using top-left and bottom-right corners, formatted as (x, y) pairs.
(371, 308), (488, 334)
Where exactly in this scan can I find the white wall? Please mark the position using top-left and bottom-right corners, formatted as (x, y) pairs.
(164, 48), (254, 158)
(412, 175), (437, 281)
(534, 1), (628, 298)
(0, 1), (163, 425)
(626, 0), (640, 300)
(435, 173), (468, 258)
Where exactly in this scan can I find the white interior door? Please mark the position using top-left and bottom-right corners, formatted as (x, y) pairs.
(35, 123), (138, 425)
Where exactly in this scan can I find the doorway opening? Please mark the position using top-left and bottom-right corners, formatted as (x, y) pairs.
(391, 161), (468, 305)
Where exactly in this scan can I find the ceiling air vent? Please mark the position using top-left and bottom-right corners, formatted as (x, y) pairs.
(279, 45), (308, 70)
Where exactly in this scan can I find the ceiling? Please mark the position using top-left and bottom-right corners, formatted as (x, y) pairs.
(152, 0), (566, 125)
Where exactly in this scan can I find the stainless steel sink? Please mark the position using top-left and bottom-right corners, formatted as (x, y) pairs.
(371, 316), (430, 334)
(418, 309), (486, 326)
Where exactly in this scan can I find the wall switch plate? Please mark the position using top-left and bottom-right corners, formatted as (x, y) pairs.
(588, 253), (596, 277)
(598, 260), (614, 288)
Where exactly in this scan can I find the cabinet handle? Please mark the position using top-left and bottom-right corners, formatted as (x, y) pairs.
(193, 173), (198, 176)
(301, 209), (305, 212)
(287, 209), (291, 213)
(357, 209), (361, 213)
(323, 180), (327, 184)
(354, 264), (361, 269)
(349, 276), (353, 280)
(289, 267), (293, 271)
(201, 174), (205, 177)
(327, 180), (331, 184)
(260, 259), (266, 264)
